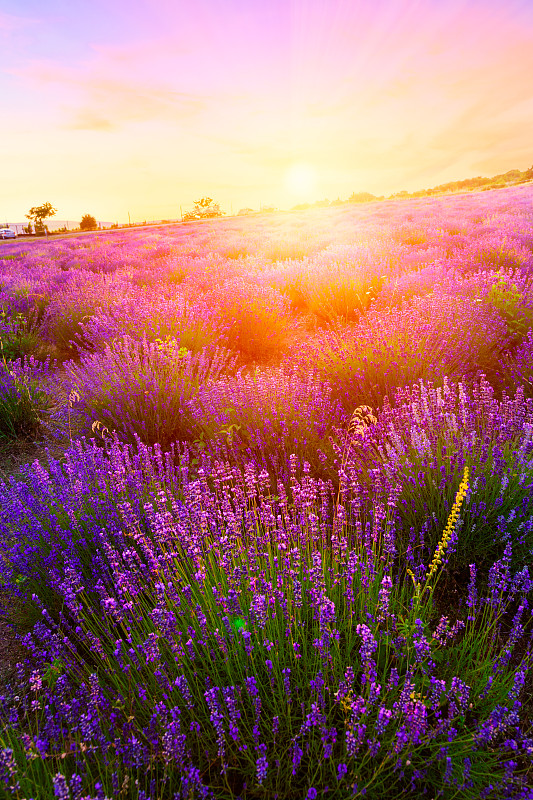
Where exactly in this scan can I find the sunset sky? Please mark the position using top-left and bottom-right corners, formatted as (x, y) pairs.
(1, 0), (533, 224)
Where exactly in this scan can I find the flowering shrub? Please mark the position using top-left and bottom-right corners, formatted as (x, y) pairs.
(76, 292), (220, 355)
(64, 337), (236, 449)
(0, 356), (53, 441)
(1, 184), (533, 798)
(205, 279), (293, 363)
(309, 293), (510, 411)
(0, 443), (531, 798)
(0, 309), (51, 362)
(195, 366), (346, 482)
(501, 328), (533, 397)
(337, 377), (533, 573)
(486, 272), (533, 342)
(41, 273), (132, 356)
(458, 235), (533, 274)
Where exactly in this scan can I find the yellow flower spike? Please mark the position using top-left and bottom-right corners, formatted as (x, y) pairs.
(423, 466), (469, 589)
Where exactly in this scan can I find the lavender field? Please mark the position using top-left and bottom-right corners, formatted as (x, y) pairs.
(1, 184), (533, 798)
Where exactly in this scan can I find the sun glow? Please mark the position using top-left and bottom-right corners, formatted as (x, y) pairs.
(284, 163), (318, 201)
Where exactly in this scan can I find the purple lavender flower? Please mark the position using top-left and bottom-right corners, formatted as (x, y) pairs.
(0, 749), (19, 793)
(282, 668), (291, 702)
(256, 754), (268, 785)
(222, 685), (241, 743)
(291, 742), (303, 775)
(337, 762), (348, 781)
(375, 706), (393, 735)
(204, 686), (226, 772)
(356, 624), (378, 684)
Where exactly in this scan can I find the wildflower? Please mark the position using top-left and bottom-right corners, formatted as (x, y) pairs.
(256, 755), (268, 785)
(337, 762), (348, 780)
(423, 467), (469, 589)
(282, 668), (291, 702)
(291, 742), (303, 775)
(0, 749), (19, 792)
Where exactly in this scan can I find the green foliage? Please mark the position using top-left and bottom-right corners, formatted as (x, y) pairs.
(0, 368), (50, 442)
(45, 304), (97, 356)
(474, 244), (526, 272)
(486, 273), (533, 340)
(0, 309), (53, 362)
(394, 438), (533, 573)
(2, 476), (531, 798)
(311, 327), (444, 412)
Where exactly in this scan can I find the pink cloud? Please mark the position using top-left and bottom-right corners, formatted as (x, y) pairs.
(11, 59), (207, 129)
(0, 11), (39, 33)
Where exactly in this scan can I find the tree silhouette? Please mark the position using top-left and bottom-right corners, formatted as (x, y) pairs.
(26, 202), (57, 234)
(80, 214), (97, 231)
(183, 197), (223, 221)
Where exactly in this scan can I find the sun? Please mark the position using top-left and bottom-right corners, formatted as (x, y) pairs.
(284, 162), (318, 201)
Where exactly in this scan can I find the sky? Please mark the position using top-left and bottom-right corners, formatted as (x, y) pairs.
(1, 0), (533, 224)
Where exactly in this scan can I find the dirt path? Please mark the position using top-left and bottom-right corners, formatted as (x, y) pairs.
(0, 603), (26, 688)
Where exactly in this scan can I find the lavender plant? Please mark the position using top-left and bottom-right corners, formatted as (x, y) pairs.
(0, 356), (53, 443)
(76, 294), (220, 355)
(64, 337), (236, 449)
(1, 184), (533, 799)
(194, 366), (346, 483)
(205, 279), (293, 364)
(309, 293), (509, 412)
(486, 272), (533, 343)
(337, 376), (533, 573)
(0, 445), (531, 798)
(0, 309), (51, 362)
(502, 328), (533, 396)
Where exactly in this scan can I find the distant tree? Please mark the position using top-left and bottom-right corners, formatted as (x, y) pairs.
(183, 197), (223, 221)
(349, 191), (377, 203)
(80, 214), (97, 231)
(26, 202), (57, 234)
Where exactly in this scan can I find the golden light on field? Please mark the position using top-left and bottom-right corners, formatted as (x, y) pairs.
(283, 163), (318, 202)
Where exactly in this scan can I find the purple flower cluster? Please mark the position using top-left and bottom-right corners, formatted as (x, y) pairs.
(0, 427), (530, 798)
(1, 185), (533, 798)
